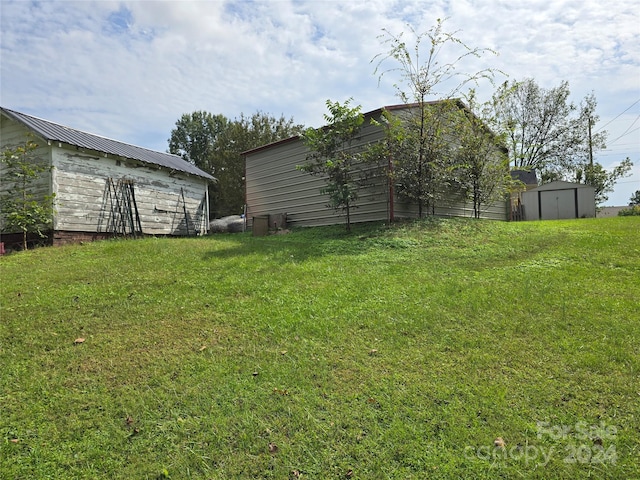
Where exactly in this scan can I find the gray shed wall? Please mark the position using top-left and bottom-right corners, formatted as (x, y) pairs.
(521, 183), (596, 220)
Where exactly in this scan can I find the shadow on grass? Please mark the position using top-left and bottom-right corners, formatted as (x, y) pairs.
(201, 217), (490, 262)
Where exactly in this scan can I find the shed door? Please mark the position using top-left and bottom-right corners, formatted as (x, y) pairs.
(539, 189), (576, 220)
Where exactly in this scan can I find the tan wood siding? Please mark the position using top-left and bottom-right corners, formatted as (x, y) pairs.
(245, 109), (508, 227)
(246, 119), (392, 227)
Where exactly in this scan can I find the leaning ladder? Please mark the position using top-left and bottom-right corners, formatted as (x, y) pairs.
(105, 178), (143, 237)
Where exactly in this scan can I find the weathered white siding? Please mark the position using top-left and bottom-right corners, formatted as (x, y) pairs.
(52, 146), (208, 235)
(1, 114), (209, 238)
(245, 108), (508, 228)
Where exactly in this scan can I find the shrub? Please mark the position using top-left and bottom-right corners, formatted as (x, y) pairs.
(618, 205), (640, 216)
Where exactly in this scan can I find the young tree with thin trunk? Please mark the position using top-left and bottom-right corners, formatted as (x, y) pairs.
(454, 91), (512, 218)
(372, 18), (501, 217)
(0, 140), (56, 250)
(298, 99), (365, 232)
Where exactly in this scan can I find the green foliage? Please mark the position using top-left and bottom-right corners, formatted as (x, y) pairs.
(298, 99), (365, 231)
(627, 189), (640, 206)
(575, 158), (633, 206)
(372, 19), (502, 218)
(618, 205), (640, 216)
(453, 91), (512, 218)
(0, 140), (56, 250)
(372, 18), (499, 103)
(1, 217), (639, 478)
(395, 100), (461, 216)
(493, 79), (608, 180)
(169, 111), (303, 218)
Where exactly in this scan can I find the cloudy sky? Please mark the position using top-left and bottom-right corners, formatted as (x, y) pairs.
(1, 0), (638, 205)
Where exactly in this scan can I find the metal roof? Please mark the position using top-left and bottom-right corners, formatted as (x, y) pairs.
(1, 107), (215, 181)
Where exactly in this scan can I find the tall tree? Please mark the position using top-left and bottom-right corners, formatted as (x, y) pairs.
(0, 140), (56, 250)
(298, 99), (365, 232)
(493, 79), (608, 180)
(169, 111), (303, 218)
(629, 190), (640, 207)
(454, 91), (511, 218)
(372, 18), (501, 217)
(575, 158), (633, 206)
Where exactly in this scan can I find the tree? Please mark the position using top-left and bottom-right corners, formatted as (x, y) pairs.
(629, 190), (640, 207)
(453, 91), (511, 218)
(298, 99), (365, 232)
(169, 111), (303, 218)
(372, 18), (501, 217)
(390, 99), (460, 217)
(493, 79), (607, 180)
(0, 140), (56, 250)
(575, 158), (633, 206)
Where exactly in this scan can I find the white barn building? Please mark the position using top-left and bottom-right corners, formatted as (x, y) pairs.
(1, 107), (214, 247)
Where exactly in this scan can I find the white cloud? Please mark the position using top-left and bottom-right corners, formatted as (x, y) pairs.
(1, 0), (638, 204)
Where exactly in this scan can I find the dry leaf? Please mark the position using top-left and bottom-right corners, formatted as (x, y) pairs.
(10, 438), (19, 444)
(199, 345), (207, 352)
(268, 442), (278, 454)
(74, 337), (85, 344)
(346, 469), (353, 477)
(369, 349), (378, 355)
(252, 371), (259, 377)
(126, 416), (134, 426)
(494, 437), (506, 448)
(280, 350), (287, 355)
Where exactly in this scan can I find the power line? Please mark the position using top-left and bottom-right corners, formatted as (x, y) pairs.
(609, 125), (640, 145)
(595, 98), (640, 133)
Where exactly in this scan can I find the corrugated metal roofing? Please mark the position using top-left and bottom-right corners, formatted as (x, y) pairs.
(1, 107), (215, 181)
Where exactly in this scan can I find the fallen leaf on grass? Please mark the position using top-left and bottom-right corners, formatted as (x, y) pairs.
(268, 442), (278, 454)
(10, 438), (19, 444)
(199, 345), (207, 352)
(369, 349), (378, 355)
(494, 437), (506, 448)
(74, 337), (85, 344)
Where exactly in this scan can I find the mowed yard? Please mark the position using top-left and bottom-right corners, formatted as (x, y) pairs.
(1, 217), (638, 479)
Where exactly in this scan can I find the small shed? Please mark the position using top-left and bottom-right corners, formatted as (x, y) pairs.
(1, 107), (215, 247)
(520, 181), (596, 220)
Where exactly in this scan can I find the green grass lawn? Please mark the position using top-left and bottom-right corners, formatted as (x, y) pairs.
(1, 217), (638, 479)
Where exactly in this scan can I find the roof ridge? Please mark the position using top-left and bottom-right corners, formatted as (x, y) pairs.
(1, 106), (179, 158)
(1, 106), (214, 181)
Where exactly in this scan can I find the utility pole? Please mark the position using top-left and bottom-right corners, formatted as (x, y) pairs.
(588, 115), (594, 167)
